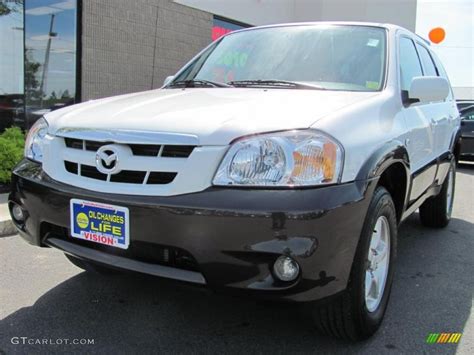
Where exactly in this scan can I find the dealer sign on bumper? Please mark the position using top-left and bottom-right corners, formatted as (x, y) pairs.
(70, 199), (130, 249)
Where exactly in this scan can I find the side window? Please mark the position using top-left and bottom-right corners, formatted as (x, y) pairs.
(416, 44), (438, 76)
(461, 107), (474, 121)
(399, 37), (423, 91)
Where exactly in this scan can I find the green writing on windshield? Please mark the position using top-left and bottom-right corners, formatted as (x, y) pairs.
(217, 51), (249, 68)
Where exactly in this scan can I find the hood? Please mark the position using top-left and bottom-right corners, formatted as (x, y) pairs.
(46, 88), (379, 145)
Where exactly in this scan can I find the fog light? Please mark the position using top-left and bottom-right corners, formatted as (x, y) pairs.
(11, 204), (25, 222)
(273, 256), (300, 282)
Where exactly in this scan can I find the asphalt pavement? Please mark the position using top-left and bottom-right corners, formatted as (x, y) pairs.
(1, 164), (473, 354)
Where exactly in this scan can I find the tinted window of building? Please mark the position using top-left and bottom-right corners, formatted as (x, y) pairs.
(24, 0), (77, 128)
(212, 17), (248, 41)
(0, 0), (24, 132)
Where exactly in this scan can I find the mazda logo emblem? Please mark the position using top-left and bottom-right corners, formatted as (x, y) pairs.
(95, 145), (120, 174)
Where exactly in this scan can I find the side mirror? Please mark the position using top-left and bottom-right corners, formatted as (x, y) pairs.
(163, 75), (174, 87)
(408, 76), (449, 103)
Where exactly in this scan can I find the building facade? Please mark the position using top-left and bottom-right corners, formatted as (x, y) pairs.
(0, 0), (248, 130)
(0, 0), (471, 131)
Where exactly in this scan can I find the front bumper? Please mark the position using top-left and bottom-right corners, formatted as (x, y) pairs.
(9, 159), (375, 302)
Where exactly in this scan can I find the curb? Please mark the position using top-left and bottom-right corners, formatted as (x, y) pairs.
(0, 218), (16, 237)
(0, 192), (15, 237)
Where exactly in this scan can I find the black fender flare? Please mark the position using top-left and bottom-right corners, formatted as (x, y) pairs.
(355, 141), (411, 221)
(355, 141), (411, 182)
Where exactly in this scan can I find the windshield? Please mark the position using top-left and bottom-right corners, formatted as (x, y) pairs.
(170, 25), (387, 91)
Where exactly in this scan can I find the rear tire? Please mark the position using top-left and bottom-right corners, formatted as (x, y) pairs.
(419, 160), (455, 228)
(65, 254), (119, 275)
(312, 186), (397, 341)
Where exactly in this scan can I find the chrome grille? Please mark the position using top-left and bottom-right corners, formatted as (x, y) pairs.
(62, 137), (193, 185)
(45, 129), (226, 196)
(64, 138), (194, 158)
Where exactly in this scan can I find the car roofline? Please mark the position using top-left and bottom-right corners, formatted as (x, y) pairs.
(223, 21), (430, 45)
(227, 21), (398, 35)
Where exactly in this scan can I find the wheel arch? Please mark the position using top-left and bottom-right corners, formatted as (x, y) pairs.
(356, 141), (410, 223)
(451, 128), (462, 163)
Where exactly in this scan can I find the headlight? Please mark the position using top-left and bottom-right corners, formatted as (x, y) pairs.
(213, 130), (343, 186)
(24, 117), (49, 163)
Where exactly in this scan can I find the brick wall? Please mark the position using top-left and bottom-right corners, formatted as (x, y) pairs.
(81, 0), (213, 100)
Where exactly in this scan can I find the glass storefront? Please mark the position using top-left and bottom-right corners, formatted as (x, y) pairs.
(0, 0), (78, 131)
(0, 0), (24, 132)
(2, 5), (244, 131)
(24, 0), (78, 128)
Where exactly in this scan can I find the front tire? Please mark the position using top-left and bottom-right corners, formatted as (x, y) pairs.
(312, 186), (397, 341)
(419, 160), (455, 228)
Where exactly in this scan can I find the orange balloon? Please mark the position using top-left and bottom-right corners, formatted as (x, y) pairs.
(429, 27), (446, 44)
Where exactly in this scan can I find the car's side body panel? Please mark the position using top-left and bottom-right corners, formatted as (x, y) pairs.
(321, 26), (459, 224)
(397, 32), (460, 205)
(408, 158), (438, 203)
(401, 151), (454, 221)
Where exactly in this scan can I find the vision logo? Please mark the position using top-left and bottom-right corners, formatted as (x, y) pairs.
(426, 333), (462, 344)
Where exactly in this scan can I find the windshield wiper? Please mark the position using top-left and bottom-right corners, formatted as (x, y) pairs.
(167, 79), (232, 88)
(227, 80), (327, 90)
(167, 79), (326, 90)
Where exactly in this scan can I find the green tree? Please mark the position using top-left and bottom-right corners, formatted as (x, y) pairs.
(0, 127), (25, 184)
(24, 48), (42, 104)
(0, 0), (23, 17)
(61, 89), (71, 99)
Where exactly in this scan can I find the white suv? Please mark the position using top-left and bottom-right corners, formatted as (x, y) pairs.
(10, 22), (461, 340)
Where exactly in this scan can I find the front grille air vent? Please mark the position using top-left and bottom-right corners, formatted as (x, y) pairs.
(41, 223), (200, 272)
(110, 170), (147, 184)
(64, 161), (177, 185)
(85, 140), (109, 152)
(130, 144), (161, 156)
(161, 145), (195, 158)
(64, 161), (78, 174)
(64, 138), (83, 150)
(147, 172), (177, 185)
(81, 164), (107, 181)
(64, 138), (194, 158)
